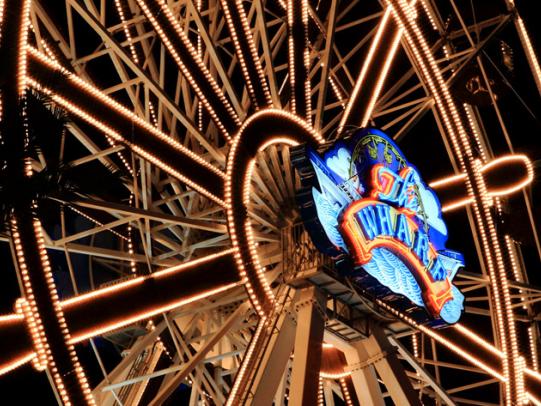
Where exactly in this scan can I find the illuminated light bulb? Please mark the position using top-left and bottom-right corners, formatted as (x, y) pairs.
(15, 298), (47, 370)
(125, 194), (138, 275)
(10, 2), (528, 402)
(68, 205), (128, 241)
(338, 7), (393, 134)
(339, 377), (354, 406)
(257, 137), (299, 152)
(516, 356), (527, 405)
(339, 1), (421, 133)
(440, 197), (473, 213)
(480, 154), (534, 197)
(429, 172), (468, 188)
(527, 392), (541, 406)
(0, 314), (24, 323)
(62, 249), (236, 308)
(11, 219), (50, 373)
(317, 377), (324, 406)
(0, 1), (4, 42)
(320, 371), (352, 379)
(10, 214), (95, 404)
(0, 353), (37, 376)
(225, 110), (323, 315)
(528, 326), (539, 371)
(454, 323), (502, 357)
(16, 0), (32, 96)
(33, 218), (96, 404)
(514, 16), (541, 95)
(378, 299), (506, 381)
(418, 0), (438, 31)
(412, 333), (419, 358)
(362, 27), (404, 128)
(148, 101), (158, 127)
(328, 75), (345, 108)
(454, 322), (541, 389)
(505, 235), (526, 309)
(464, 104), (487, 163)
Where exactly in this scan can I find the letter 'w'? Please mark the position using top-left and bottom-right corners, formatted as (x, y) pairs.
(357, 206), (379, 240)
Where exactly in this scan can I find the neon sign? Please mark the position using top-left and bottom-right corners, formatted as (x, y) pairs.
(293, 128), (465, 324)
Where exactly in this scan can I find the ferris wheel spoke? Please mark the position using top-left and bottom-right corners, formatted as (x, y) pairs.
(256, 152), (288, 206)
(375, 14), (505, 115)
(97, 313), (243, 404)
(267, 146), (292, 202)
(281, 146), (297, 200)
(399, 306), (541, 401)
(220, 0), (273, 110)
(184, 0), (244, 116)
(506, 1), (541, 96)
(287, 0), (311, 122)
(338, 6), (404, 135)
(248, 210), (280, 235)
(0, 249), (242, 373)
(254, 0), (282, 108)
(250, 172), (283, 214)
(380, 99), (430, 140)
(0, 2), (98, 402)
(313, 0), (338, 131)
(226, 109), (323, 315)
(134, 0), (241, 140)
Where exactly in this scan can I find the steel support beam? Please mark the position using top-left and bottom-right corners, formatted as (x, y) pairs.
(390, 336), (456, 405)
(361, 327), (420, 406)
(324, 331), (385, 406)
(324, 380), (335, 405)
(249, 305), (298, 405)
(288, 286), (326, 406)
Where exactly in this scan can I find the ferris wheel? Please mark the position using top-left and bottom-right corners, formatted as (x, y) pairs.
(0, 0), (540, 405)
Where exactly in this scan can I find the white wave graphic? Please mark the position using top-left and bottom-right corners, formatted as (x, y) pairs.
(362, 248), (464, 323)
(362, 248), (424, 307)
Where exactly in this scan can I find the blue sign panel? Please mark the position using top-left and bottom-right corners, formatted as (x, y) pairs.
(292, 128), (465, 325)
